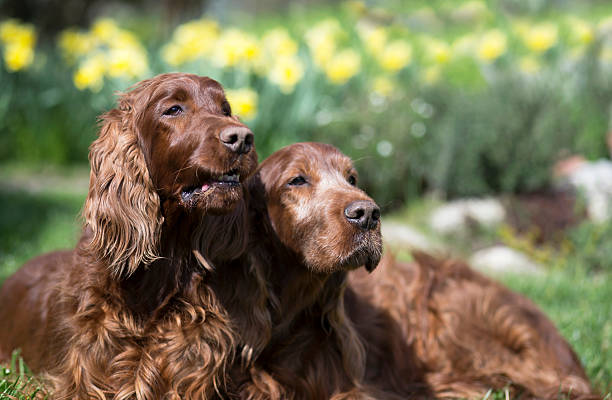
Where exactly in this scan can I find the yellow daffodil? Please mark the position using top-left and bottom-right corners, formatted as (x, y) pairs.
(371, 75), (394, 97)
(262, 28), (298, 57)
(226, 88), (258, 121)
(0, 19), (35, 48)
(106, 48), (131, 77)
(162, 19), (219, 66)
(106, 31), (148, 79)
(268, 55), (305, 94)
(305, 19), (342, 44)
(91, 18), (120, 44)
(59, 19), (149, 88)
(107, 47), (148, 79)
(58, 30), (95, 63)
(357, 24), (387, 56)
(309, 38), (336, 69)
(213, 29), (260, 69)
(423, 38), (451, 64)
(0, 20), (21, 43)
(522, 23), (558, 53)
(567, 17), (594, 46)
(111, 31), (141, 50)
(305, 19), (342, 68)
(0, 19), (36, 71)
(243, 37), (260, 63)
(3, 43), (34, 71)
(252, 28), (299, 75)
(323, 49), (361, 85)
(477, 29), (507, 62)
(161, 45), (185, 67)
(378, 40), (412, 72)
(74, 54), (106, 91)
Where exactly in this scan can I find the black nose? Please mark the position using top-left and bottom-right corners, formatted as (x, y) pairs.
(220, 126), (254, 155)
(344, 200), (380, 230)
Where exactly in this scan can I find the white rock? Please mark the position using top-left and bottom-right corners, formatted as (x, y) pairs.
(566, 160), (612, 222)
(430, 204), (467, 235)
(382, 222), (440, 252)
(469, 245), (544, 275)
(430, 198), (506, 235)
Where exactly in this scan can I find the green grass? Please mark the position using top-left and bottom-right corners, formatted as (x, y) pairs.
(1, 351), (47, 399)
(0, 164), (86, 281)
(0, 169), (610, 398)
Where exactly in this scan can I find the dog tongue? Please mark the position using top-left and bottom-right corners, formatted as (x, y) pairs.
(202, 183), (210, 192)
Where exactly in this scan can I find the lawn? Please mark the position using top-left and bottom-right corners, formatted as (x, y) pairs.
(0, 164), (87, 282)
(0, 167), (610, 399)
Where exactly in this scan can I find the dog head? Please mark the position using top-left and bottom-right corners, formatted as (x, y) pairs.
(254, 142), (382, 273)
(83, 73), (257, 277)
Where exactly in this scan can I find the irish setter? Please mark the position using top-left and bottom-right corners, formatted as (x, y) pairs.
(223, 142), (424, 399)
(0, 73), (257, 399)
(350, 252), (597, 399)
(227, 142), (597, 399)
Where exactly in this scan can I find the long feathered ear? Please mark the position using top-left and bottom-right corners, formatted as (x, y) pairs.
(322, 273), (366, 384)
(82, 94), (163, 278)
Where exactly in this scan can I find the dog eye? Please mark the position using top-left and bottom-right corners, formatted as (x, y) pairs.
(287, 176), (307, 186)
(163, 105), (183, 116)
(222, 101), (232, 117)
(348, 175), (357, 186)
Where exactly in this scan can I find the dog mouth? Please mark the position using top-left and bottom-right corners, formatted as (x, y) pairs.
(342, 249), (380, 272)
(180, 169), (241, 203)
(340, 234), (383, 272)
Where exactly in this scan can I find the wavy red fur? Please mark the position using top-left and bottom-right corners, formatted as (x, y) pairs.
(224, 142), (598, 400)
(0, 73), (258, 399)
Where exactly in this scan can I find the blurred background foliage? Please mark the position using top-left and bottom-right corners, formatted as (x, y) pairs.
(1, 0), (612, 394)
(3, 0), (612, 208)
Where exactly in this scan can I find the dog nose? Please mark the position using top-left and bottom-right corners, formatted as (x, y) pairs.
(344, 200), (380, 230)
(220, 126), (254, 155)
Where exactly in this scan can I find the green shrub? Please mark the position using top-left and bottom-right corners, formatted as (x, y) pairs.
(2, 1), (612, 208)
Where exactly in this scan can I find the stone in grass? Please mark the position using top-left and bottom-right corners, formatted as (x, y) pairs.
(382, 222), (441, 253)
(430, 198), (506, 236)
(564, 160), (612, 223)
(469, 245), (544, 276)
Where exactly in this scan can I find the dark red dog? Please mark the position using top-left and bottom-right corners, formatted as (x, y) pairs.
(222, 142), (422, 399)
(350, 252), (597, 399)
(0, 73), (257, 399)
(226, 142), (597, 400)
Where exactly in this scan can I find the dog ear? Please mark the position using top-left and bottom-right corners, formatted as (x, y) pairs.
(245, 172), (267, 219)
(82, 92), (163, 278)
(323, 273), (366, 383)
